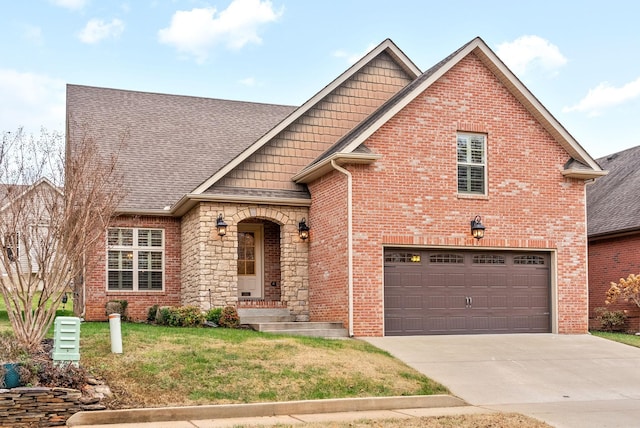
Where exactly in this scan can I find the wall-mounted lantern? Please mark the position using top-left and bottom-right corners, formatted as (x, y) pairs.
(298, 218), (310, 241)
(216, 214), (228, 237)
(470, 215), (485, 240)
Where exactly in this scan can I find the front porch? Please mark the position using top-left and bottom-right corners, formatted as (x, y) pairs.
(181, 203), (311, 320)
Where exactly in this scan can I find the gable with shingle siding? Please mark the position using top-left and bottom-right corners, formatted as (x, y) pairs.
(212, 52), (414, 194)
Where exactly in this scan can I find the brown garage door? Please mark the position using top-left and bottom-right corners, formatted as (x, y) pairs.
(384, 249), (551, 335)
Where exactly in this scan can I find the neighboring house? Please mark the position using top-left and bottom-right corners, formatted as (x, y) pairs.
(587, 145), (640, 330)
(0, 178), (63, 277)
(66, 37), (605, 336)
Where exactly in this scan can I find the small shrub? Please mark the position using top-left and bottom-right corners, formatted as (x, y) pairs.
(218, 305), (240, 329)
(0, 331), (28, 362)
(105, 300), (128, 321)
(205, 307), (223, 325)
(595, 307), (627, 332)
(147, 304), (159, 322)
(155, 305), (205, 327)
(33, 359), (88, 390)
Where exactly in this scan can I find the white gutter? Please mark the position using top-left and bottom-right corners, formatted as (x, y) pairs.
(330, 160), (354, 337)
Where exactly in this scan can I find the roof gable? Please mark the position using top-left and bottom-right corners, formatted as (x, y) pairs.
(189, 39), (421, 196)
(294, 37), (604, 183)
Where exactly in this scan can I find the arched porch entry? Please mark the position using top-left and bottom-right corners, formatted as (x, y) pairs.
(232, 207), (310, 321)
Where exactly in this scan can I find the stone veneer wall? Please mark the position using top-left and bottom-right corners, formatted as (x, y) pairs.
(181, 202), (309, 320)
(0, 387), (87, 427)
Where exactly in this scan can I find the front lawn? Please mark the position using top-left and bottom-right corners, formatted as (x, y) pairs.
(78, 321), (447, 409)
(591, 331), (640, 348)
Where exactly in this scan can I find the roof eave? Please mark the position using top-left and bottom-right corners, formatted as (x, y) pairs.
(171, 193), (312, 217)
(190, 39), (421, 195)
(293, 152), (382, 184)
(562, 169), (609, 180)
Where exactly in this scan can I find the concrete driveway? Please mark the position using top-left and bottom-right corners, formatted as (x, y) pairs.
(364, 334), (640, 428)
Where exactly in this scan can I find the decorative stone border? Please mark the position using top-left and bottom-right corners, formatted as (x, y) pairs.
(0, 386), (103, 427)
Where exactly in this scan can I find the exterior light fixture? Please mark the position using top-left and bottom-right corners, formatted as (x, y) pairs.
(298, 217), (310, 241)
(216, 214), (228, 237)
(470, 215), (485, 240)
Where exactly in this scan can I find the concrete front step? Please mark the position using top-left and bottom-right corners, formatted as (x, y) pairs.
(238, 308), (294, 324)
(248, 322), (348, 338)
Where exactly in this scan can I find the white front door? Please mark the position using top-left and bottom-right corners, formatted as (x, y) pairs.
(237, 224), (263, 299)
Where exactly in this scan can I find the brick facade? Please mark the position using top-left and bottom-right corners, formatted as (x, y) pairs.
(307, 53), (589, 336)
(588, 233), (640, 331)
(84, 216), (181, 321)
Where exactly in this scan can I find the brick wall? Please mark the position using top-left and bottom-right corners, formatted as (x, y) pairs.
(308, 53), (589, 336)
(588, 233), (640, 331)
(84, 216), (181, 321)
(308, 170), (349, 328)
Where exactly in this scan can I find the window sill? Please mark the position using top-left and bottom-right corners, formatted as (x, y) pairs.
(106, 290), (165, 294)
(456, 193), (489, 200)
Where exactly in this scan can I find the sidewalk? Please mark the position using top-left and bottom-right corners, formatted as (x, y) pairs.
(67, 395), (486, 427)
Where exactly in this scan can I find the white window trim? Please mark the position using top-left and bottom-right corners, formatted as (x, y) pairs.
(456, 132), (488, 196)
(106, 227), (165, 292)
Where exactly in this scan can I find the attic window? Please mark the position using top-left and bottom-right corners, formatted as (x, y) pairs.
(457, 133), (486, 195)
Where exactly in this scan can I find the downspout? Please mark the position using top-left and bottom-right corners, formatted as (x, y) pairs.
(330, 160), (354, 337)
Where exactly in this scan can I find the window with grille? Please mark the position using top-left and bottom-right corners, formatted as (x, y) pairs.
(514, 255), (546, 265)
(457, 133), (486, 195)
(385, 252), (421, 263)
(472, 254), (505, 265)
(429, 253), (464, 264)
(107, 228), (164, 291)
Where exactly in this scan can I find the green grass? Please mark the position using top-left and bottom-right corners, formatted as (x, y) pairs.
(0, 295), (448, 409)
(592, 331), (640, 348)
(77, 322), (447, 409)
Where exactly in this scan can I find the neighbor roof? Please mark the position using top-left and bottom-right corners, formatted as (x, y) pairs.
(66, 85), (296, 212)
(587, 145), (640, 238)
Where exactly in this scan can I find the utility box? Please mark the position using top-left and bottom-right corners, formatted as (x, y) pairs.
(52, 316), (81, 364)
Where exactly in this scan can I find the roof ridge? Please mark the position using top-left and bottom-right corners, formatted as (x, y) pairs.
(66, 83), (297, 109)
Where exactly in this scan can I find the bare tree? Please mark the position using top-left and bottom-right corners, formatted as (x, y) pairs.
(0, 125), (124, 351)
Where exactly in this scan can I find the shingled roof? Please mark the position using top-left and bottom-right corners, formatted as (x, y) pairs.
(587, 145), (640, 238)
(66, 85), (296, 212)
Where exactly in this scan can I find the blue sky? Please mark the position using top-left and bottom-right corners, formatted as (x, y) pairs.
(1, 0), (639, 158)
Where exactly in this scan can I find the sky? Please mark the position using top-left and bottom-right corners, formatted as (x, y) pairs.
(1, 0), (639, 159)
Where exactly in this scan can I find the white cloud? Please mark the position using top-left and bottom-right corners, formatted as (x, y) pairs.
(0, 69), (66, 133)
(563, 77), (640, 117)
(78, 18), (125, 44)
(158, 0), (283, 63)
(239, 77), (256, 86)
(49, 0), (87, 10)
(496, 35), (567, 77)
(332, 43), (377, 64)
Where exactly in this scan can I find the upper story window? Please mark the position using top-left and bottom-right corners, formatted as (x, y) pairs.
(457, 133), (486, 195)
(107, 228), (164, 291)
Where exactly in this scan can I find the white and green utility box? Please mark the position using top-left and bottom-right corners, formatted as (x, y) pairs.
(52, 316), (81, 364)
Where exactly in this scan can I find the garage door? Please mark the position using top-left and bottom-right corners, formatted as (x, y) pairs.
(384, 249), (551, 335)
